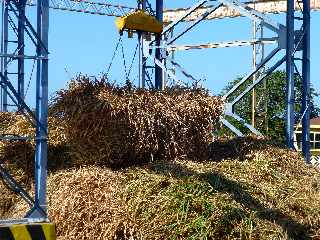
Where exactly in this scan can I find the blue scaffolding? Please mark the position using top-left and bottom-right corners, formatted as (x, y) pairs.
(0, 0), (49, 222)
(150, 0), (311, 162)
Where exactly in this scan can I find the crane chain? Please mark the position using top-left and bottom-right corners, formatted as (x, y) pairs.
(106, 35), (122, 77)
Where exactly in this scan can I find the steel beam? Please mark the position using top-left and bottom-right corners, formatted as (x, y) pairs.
(285, 0), (295, 149)
(25, 0), (50, 219)
(163, 0), (320, 23)
(138, 0), (146, 88)
(162, 0), (208, 34)
(26, 0), (134, 17)
(167, 3), (222, 45)
(164, 39), (276, 51)
(302, 0), (311, 162)
(223, 47), (280, 100)
(1, 0), (8, 111)
(18, 0), (27, 110)
(155, 0), (163, 89)
(0, 0), (50, 221)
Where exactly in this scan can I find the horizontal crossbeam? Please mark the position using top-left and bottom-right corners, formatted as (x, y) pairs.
(166, 39), (277, 51)
(25, 0), (134, 16)
(163, 0), (320, 23)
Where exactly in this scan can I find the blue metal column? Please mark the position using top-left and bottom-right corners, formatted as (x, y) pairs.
(302, 0), (311, 162)
(286, 0), (295, 149)
(155, 0), (163, 89)
(1, 0), (8, 111)
(17, 0), (27, 110)
(138, 0), (146, 88)
(26, 0), (49, 219)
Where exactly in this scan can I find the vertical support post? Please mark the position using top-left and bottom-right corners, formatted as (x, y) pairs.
(26, 0), (49, 219)
(138, 33), (146, 88)
(286, 0), (295, 149)
(302, 0), (311, 162)
(1, 0), (8, 112)
(138, 0), (146, 88)
(155, 0), (163, 90)
(36, 0), (49, 216)
(252, 17), (257, 129)
(261, 25), (268, 134)
(18, 0), (27, 110)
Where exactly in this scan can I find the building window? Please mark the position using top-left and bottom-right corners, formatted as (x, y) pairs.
(295, 132), (320, 150)
(314, 133), (320, 149)
(310, 132), (320, 150)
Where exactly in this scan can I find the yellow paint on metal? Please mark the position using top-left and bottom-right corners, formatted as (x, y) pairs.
(115, 10), (163, 34)
(10, 225), (32, 240)
(42, 223), (57, 240)
(0, 222), (56, 240)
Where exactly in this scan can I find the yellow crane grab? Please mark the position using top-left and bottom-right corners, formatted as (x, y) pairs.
(115, 10), (163, 36)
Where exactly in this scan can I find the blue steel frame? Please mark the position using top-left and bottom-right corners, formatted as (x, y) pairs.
(286, 0), (311, 162)
(301, 0), (311, 163)
(286, 0), (295, 150)
(151, 0), (311, 162)
(0, 0), (49, 222)
(138, 0), (146, 88)
(155, 0), (163, 89)
(1, 0), (8, 111)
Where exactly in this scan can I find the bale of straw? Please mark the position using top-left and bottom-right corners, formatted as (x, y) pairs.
(50, 76), (224, 167)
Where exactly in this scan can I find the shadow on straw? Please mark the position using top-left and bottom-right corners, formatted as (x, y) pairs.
(207, 172), (311, 240)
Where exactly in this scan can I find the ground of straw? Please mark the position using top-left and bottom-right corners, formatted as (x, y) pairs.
(2, 140), (320, 240)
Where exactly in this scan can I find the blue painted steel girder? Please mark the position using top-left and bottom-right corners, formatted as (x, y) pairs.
(18, 0), (27, 110)
(302, 0), (311, 163)
(286, 0), (295, 149)
(1, 0), (8, 111)
(155, 0), (163, 90)
(286, 0), (311, 162)
(0, 0), (50, 220)
(30, 0), (50, 218)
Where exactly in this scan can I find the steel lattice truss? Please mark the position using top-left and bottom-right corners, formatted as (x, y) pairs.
(164, 0), (320, 22)
(139, 0), (311, 164)
(26, 0), (134, 16)
(19, 0), (320, 19)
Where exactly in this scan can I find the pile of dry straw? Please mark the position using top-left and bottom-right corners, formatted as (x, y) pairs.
(0, 75), (224, 220)
(50, 76), (224, 166)
(4, 138), (320, 240)
(1, 76), (319, 239)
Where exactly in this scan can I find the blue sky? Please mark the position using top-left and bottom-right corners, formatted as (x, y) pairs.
(13, 1), (320, 109)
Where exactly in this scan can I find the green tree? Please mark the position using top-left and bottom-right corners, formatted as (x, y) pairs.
(220, 70), (320, 142)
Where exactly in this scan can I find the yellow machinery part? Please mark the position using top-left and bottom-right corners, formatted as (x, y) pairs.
(115, 10), (163, 34)
(0, 222), (56, 240)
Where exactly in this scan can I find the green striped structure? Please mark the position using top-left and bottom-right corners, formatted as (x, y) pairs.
(0, 223), (56, 240)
